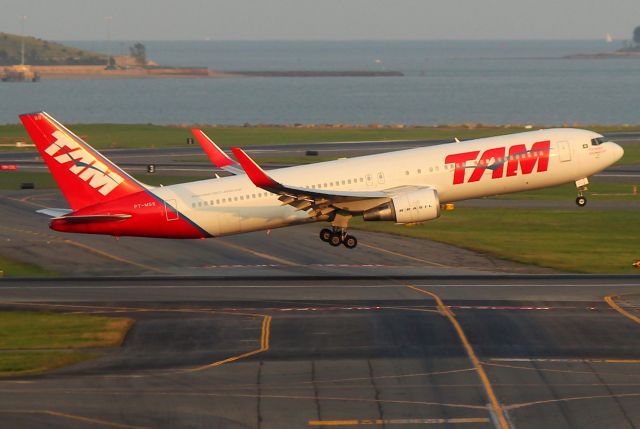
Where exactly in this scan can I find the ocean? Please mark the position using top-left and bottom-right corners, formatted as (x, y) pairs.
(1, 40), (638, 125)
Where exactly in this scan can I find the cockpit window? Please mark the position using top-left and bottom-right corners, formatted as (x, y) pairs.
(591, 137), (606, 146)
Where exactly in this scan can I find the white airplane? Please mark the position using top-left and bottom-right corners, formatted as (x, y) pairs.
(22, 112), (623, 249)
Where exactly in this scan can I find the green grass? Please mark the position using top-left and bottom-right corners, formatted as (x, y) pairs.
(617, 142), (640, 165)
(0, 351), (101, 376)
(2, 123), (639, 151)
(0, 311), (133, 376)
(0, 171), (57, 189)
(0, 256), (57, 277)
(0, 171), (212, 189)
(0, 311), (133, 349)
(491, 182), (640, 201)
(351, 208), (640, 273)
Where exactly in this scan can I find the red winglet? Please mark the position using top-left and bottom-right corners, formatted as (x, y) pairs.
(231, 147), (280, 188)
(191, 129), (235, 167)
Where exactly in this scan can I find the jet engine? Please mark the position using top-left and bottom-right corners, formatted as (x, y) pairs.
(363, 188), (440, 224)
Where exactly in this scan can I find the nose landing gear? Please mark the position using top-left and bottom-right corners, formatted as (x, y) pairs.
(575, 178), (589, 207)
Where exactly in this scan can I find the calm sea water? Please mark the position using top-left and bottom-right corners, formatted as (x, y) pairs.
(1, 40), (638, 125)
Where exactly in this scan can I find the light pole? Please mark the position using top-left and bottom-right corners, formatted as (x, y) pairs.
(105, 16), (112, 67)
(20, 15), (27, 66)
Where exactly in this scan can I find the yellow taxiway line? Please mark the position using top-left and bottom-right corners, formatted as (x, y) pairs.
(405, 284), (510, 429)
(605, 295), (640, 325)
(0, 409), (148, 429)
(309, 417), (489, 426)
(216, 239), (299, 266)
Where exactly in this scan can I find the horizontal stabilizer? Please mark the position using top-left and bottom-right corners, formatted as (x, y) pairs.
(51, 214), (132, 224)
(36, 208), (73, 217)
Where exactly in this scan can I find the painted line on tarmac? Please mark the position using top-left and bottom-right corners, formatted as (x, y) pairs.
(0, 409), (148, 429)
(2, 283), (640, 290)
(605, 295), (640, 325)
(357, 242), (451, 268)
(0, 300), (271, 377)
(405, 284), (510, 429)
(180, 314), (271, 374)
(62, 239), (169, 274)
(308, 417), (489, 426)
(505, 392), (640, 412)
(490, 358), (640, 364)
(215, 239), (299, 266)
(197, 263), (392, 268)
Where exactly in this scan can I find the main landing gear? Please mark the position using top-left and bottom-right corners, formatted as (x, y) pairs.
(319, 227), (358, 249)
(319, 211), (357, 249)
(575, 178), (589, 207)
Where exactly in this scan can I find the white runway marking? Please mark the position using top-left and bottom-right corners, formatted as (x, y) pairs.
(0, 283), (639, 290)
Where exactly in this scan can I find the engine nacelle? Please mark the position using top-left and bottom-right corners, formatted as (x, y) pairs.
(363, 188), (441, 224)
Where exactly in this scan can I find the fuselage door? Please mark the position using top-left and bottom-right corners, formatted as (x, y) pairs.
(366, 173), (373, 186)
(558, 141), (572, 162)
(164, 199), (180, 221)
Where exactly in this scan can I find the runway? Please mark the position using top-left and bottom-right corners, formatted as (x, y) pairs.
(0, 189), (553, 277)
(2, 132), (640, 180)
(1, 276), (640, 428)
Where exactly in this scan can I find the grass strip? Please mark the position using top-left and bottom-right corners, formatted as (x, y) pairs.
(0, 311), (133, 376)
(0, 351), (101, 377)
(0, 311), (133, 349)
(351, 208), (640, 274)
(1, 123), (639, 150)
(0, 256), (57, 277)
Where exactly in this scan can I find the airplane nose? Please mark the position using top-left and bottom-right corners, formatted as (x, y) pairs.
(609, 142), (624, 162)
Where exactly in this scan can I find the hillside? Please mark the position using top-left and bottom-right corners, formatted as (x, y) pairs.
(0, 32), (106, 66)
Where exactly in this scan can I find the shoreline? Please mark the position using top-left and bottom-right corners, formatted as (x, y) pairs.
(20, 65), (404, 80)
(564, 51), (640, 59)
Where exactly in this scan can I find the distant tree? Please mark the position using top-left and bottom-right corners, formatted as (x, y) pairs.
(129, 42), (146, 66)
(106, 56), (116, 69)
(634, 26), (640, 46)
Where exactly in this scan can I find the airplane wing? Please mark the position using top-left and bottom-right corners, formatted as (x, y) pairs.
(191, 129), (244, 175)
(231, 147), (391, 216)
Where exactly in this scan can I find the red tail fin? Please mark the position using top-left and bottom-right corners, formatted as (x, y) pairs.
(20, 112), (145, 210)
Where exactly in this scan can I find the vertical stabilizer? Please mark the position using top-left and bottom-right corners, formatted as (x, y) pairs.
(20, 112), (145, 210)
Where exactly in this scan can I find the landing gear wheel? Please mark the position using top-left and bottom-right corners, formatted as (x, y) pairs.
(576, 196), (587, 207)
(329, 233), (342, 247)
(343, 235), (358, 249)
(319, 228), (332, 242)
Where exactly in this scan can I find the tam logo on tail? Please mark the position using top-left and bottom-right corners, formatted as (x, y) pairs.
(45, 130), (124, 196)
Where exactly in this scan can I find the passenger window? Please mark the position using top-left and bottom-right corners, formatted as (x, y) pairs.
(348, 179), (352, 184)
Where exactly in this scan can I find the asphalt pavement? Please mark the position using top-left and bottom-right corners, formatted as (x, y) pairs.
(0, 276), (639, 428)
